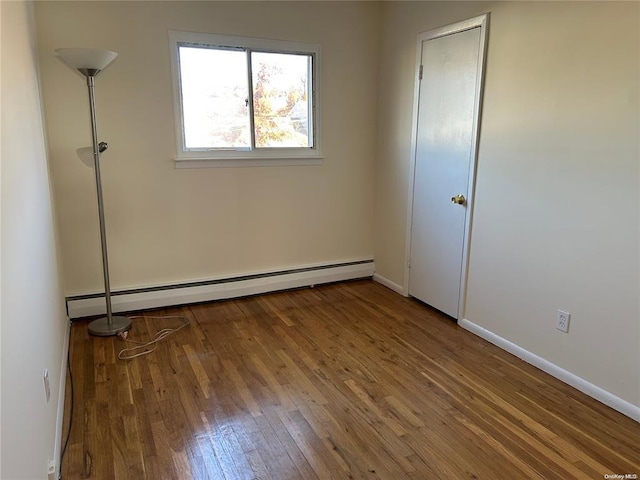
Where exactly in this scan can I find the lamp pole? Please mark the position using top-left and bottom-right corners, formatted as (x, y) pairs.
(85, 73), (131, 336)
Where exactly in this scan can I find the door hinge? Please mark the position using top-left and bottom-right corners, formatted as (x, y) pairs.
(418, 65), (423, 80)
(407, 257), (412, 268)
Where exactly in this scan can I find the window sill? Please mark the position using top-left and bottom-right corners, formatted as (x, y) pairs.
(174, 155), (324, 169)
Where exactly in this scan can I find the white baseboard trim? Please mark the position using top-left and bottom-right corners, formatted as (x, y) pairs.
(67, 260), (374, 319)
(372, 273), (406, 296)
(459, 318), (640, 423)
(52, 318), (70, 479)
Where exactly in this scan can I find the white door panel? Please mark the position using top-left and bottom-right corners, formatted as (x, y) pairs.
(409, 26), (483, 318)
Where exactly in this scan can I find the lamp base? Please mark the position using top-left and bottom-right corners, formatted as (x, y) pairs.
(88, 315), (132, 337)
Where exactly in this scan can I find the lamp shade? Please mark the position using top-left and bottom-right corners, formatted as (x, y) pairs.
(77, 142), (108, 168)
(76, 147), (95, 168)
(55, 48), (117, 71)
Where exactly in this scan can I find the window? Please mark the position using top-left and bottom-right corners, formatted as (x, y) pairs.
(169, 31), (322, 167)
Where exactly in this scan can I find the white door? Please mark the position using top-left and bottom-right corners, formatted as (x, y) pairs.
(409, 17), (487, 319)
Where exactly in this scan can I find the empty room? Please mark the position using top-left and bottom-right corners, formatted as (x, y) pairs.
(1, 1), (639, 479)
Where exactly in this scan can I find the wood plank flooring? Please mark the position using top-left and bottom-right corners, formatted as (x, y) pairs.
(61, 280), (640, 479)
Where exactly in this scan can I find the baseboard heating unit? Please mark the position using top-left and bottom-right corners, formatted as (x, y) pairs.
(66, 260), (375, 319)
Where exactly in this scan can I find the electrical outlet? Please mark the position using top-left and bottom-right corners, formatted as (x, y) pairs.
(43, 369), (51, 403)
(556, 310), (571, 333)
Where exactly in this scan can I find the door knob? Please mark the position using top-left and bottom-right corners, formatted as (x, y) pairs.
(451, 194), (466, 205)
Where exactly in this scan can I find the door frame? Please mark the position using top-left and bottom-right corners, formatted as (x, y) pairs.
(403, 13), (490, 321)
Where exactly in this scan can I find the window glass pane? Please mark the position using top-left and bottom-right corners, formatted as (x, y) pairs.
(251, 52), (312, 148)
(179, 46), (250, 149)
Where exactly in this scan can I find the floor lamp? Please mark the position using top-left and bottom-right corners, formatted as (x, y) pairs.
(56, 48), (132, 337)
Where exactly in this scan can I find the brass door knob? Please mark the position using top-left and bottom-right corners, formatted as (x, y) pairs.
(451, 194), (466, 205)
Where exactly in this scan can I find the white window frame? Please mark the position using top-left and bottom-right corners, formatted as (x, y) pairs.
(169, 30), (323, 168)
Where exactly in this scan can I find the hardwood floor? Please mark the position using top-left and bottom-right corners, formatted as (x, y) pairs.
(61, 280), (640, 479)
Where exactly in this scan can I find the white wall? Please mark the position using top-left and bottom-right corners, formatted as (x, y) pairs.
(35, 1), (380, 295)
(1, 2), (69, 478)
(375, 1), (639, 408)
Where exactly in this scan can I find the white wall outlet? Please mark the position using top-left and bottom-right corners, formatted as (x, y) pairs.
(43, 369), (51, 402)
(556, 310), (571, 333)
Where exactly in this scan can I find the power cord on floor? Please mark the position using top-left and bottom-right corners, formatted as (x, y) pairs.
(117, 315), (190, 360)
(58, 315), (189, 477)
(59, 333), (73, 480)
